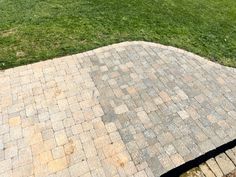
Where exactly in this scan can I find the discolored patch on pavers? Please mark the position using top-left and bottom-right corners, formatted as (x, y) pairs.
(0, 41), (235, 177)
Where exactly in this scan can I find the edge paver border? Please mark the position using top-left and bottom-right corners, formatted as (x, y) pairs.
(162, 139), (236, 177)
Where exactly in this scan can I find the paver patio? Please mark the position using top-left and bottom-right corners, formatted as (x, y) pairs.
(0, 41), (235, 177)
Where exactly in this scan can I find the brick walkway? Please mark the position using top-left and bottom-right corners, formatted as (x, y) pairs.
(181, 146), (236, 177)
(0, 41), (235, 177)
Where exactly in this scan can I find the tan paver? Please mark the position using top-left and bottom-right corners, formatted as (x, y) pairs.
(199, 163), (216, 177)
(206, 158), (223, 177)
(215, 153), (235, 175)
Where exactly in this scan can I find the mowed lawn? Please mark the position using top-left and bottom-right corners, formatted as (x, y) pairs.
(0, 0), (236, 69)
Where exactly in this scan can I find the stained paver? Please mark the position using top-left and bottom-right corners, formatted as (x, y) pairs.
(0, 41), (236, 177)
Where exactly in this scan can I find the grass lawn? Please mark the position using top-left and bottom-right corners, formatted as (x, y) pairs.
(0, 0), (236, 69)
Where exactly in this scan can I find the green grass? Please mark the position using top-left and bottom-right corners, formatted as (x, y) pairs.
(0, 0), (236, 69)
